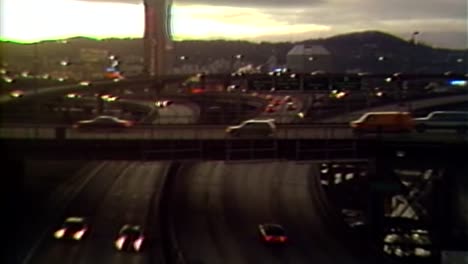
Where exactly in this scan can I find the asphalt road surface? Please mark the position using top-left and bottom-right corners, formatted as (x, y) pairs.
(25, 161), (169, 264)
(170, 161), (363, 264)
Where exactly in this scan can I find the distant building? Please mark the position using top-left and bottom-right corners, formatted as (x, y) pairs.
(286, 45), (333, 73)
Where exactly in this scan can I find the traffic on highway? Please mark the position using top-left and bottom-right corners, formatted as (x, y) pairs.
(3, 0), (468, 262)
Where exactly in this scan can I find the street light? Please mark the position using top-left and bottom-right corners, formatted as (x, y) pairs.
(411, 31), (420, 45)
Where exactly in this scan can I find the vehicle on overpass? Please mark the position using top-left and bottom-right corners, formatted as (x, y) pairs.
(9, 89), (24, 98)
(414, 111), (468, 133)
(73, 115), (134, 131)
(114, 225), (145, 252)
(54, 217), (88, 241)
(265, 104), (276, 113)
(226, 119), (276, 138)
(258, 223), (288, 244)
(286, 102), (297, 111)
(350, 112), (415, 134)
(154, 100), (173, 108)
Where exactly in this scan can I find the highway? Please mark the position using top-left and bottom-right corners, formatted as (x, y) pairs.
(169, 161), (364, 264)
(320, 94), (468, 123)
(3, 123), (468, 142)
(25, 161), (169, 264)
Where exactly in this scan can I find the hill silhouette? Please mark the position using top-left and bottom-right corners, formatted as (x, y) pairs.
(1, 31), (466, 74)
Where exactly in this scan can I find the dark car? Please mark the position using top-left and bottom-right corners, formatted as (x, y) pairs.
(54, 217), (88, 241)
(114, 225), (145, 252)
(73, 116), (133, 131)
(258, 223), (288, 244)
(414, 111), (468, 133)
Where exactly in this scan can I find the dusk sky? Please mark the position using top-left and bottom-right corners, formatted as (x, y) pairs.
(1, 0), (466, 49)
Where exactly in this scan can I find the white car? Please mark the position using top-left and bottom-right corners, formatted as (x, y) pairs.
(226, 119), (276, 138)
(414, 111), (468, 133)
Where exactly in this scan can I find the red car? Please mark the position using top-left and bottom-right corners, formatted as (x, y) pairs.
(258, 223), (288, 244)
(265, 104), (276, 113)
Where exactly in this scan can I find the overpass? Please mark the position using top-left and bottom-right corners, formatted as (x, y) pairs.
(2, 129), (466, 161)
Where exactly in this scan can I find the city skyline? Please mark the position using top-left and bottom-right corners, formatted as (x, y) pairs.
(1, 0), (466, 49)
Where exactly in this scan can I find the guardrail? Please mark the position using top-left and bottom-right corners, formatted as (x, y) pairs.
(0, 123), (352, 140)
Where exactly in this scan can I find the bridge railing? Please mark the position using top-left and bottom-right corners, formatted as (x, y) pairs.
(0, 122), (352, 140)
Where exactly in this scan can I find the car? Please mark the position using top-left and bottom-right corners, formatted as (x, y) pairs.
(226, 119), (276, 138)
(265, 104), (276, 113)
(73, 116), (134, 131)
(114, 225), (145, 252)
(350, 112), (415, 134)
(258, 223), (288, 244)
(54, 217), (88, 241)
(413, 111), (468, 133)
(100, 94), (119, 102)
(65, 93), (81, 99)
(9, 90), (24, 98)
(286, 102), (297, 111)
(283, 95), (293, 103)
(272, 98), (282, 106)
(155, 100), (173, 108)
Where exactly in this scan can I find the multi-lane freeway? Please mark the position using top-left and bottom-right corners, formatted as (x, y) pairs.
(170, 161), (366, 264)
(20, 161), (169, 264)
(15, 161), (373, 264)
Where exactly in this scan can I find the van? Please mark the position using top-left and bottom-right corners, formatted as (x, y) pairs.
(350, 112), (415, 133)
(226, 119), (276, 138)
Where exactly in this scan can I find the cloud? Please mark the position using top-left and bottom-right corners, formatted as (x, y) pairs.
(78, 0), (325, 7)
(74, 0), (468, 48)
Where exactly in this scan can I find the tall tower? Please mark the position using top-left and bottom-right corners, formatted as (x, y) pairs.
(143, 0), (173, 77)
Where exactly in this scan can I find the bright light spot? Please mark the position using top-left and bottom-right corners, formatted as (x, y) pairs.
(345, 173), (354, 180)
(320, 180), (329, 185)
(334, 174), (342, 184)
(385, 77), (392, 82)
(414, 248), (431, 257)
(3, 76), (14, 83)
(115, 237), (125, 250)
(54, 229), (65, 238)
(1, 0), (144, 42)
(297, 112), (305, 118)
(450, 80), (467, 86)
(73, 229), (86, 240)
(172, 5), (330, 41)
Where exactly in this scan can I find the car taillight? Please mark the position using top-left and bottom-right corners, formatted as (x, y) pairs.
(54, 228), (66, 238)
(264, 236), (273, 242)
(115, 236), (126, 250)
(279, 236), (287, 242)
(73, 229), (86, 240)
(134, 237), (144, 251)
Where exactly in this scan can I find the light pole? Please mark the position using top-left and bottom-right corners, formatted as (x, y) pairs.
(410, 31), (420, 73)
